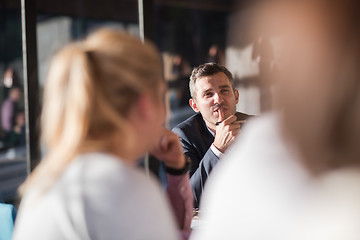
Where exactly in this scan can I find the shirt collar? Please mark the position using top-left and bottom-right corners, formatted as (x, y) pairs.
(206, 125), (215, 137)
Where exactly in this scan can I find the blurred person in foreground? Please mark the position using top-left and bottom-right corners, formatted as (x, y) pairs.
(12, 28), (192, 240)
(191, 0), (360, 239)
(172, 63), (251, 208)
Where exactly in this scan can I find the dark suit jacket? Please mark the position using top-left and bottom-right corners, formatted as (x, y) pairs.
(172, 112), (251, 208)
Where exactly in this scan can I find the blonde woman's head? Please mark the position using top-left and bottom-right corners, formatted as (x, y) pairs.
(22, 28), (164, 193)
(42, 29), (163, 155)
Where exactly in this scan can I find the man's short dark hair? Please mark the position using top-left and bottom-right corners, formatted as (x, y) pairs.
(189, 62), (235, 98)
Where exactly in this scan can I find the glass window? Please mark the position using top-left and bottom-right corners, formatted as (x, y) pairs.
(36, 1), (139, 96)
(0, 0), (28, 204)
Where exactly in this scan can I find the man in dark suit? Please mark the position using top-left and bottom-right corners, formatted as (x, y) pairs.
(173, 63), (251, 208)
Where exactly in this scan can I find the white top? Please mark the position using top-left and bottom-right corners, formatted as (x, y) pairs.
(13, 152), (179, 240)
(191, 113), (360, 240)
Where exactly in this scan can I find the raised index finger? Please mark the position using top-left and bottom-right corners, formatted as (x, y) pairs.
(215, 109), (225, 126)
(217, 109), (225, 123)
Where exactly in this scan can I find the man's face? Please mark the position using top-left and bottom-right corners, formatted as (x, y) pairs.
(189, 72), (239, 130)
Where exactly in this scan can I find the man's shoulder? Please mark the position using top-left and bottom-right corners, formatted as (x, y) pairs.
(172, 112), (253, 131)
(235, 112), (253, 121)
(172, 113), (205, 135)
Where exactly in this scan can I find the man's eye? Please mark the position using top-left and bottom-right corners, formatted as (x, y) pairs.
(221, 89), (229, 93)
(205, 92), (213, 97)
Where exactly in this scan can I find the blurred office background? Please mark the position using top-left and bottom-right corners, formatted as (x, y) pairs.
(0, 0), (271, 204)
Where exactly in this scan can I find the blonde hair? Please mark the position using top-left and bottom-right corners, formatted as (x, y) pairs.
(21, 28), (162, 194)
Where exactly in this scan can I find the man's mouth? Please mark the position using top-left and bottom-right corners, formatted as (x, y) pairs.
(213, 107), (226, 112)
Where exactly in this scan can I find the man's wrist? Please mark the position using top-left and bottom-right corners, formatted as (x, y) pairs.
(210, 144), (224, 159)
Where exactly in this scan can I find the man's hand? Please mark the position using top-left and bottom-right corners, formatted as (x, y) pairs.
(213, 109), (241, 153)
(150, 128), (186, 169)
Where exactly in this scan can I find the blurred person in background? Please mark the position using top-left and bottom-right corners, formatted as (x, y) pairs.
(2, 68), (20, 89)
(191, 0), (360, 239)
(13, 28), (192, 240)
(3, 110), (26, 148)
(1, 87), (22, 134)
(206, 45), (225, 66)
(169, 54), (192, 110)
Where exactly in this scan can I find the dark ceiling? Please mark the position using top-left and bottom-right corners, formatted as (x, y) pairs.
(1, 0), (239, 22)
(36, 0), (237, 22)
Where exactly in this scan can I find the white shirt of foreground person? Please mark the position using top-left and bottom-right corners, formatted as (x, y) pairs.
(191, 113), (360, 240)
(13, 153), (180, 240)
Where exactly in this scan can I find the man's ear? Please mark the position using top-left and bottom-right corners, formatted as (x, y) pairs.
(189, 98), (200, 112)
(234, 89), (239, 104)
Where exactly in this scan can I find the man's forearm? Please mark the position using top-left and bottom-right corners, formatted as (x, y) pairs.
(189, 149), (219, 208)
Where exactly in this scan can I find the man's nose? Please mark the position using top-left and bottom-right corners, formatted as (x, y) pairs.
(213, 93), (224, 104)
